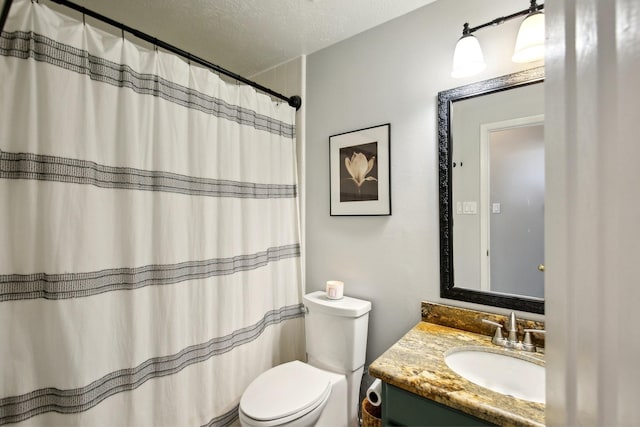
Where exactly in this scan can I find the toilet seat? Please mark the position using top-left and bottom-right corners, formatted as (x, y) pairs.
(240, 361), (332, 425)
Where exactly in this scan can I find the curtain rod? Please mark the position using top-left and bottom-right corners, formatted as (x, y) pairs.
(0, 0), (302, 110)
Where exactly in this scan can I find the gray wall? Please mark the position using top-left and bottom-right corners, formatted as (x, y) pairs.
(305, 0), (544, 364)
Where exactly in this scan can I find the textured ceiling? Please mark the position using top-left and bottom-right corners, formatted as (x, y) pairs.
(44, 0), (437, 77)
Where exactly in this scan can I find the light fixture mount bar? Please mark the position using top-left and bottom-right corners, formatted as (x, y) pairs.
(464, 1), (544, 35)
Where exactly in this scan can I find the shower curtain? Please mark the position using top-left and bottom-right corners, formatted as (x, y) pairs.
(0, 1), (304, 426)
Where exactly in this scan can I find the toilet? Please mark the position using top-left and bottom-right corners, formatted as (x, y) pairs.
(239, 291), (372, 427)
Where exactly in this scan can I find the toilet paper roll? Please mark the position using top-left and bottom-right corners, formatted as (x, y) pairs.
(366, 379), (382, 407)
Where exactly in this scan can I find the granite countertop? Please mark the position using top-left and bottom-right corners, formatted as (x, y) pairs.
(368, 321), (545, 427)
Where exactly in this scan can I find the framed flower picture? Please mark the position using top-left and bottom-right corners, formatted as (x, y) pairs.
(329, 123), (391, 216)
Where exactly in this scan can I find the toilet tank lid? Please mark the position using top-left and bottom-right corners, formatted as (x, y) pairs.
(303, 291), (372, 317)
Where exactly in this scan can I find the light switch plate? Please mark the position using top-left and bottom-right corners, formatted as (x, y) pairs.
(463, 201), (477, 214)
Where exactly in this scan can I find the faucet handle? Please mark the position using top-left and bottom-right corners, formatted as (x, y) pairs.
(482, 319), (506, 345)
(522, 328), (546, 352)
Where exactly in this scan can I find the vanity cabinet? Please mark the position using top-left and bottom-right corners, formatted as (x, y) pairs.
(382, 383), (496, 427)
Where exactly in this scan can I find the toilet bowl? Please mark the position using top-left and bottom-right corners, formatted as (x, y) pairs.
(238, 361), (347, 427)
(239, 291), (371, 427)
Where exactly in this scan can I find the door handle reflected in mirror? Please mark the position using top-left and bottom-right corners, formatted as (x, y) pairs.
(537, 264), (545, 272)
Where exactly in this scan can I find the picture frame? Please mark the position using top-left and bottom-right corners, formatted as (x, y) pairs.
(329, 123), (391, 216)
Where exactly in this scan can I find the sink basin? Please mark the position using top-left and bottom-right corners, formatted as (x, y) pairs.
(445, 348), (545, 403)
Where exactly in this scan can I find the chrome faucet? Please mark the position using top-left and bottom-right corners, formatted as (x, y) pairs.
(505, 312), (518, 345)
(482, 312), (545, 352)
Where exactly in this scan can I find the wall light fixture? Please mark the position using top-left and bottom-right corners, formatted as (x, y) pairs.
(451, 0), (545, 78)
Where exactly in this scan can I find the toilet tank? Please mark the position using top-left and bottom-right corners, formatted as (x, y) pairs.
(303, 291), (371, 374)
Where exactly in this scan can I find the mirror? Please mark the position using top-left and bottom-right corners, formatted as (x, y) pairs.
(438, 67), (544, 314)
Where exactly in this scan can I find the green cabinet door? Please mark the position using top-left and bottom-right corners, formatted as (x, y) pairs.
(382, 383), (496, 426)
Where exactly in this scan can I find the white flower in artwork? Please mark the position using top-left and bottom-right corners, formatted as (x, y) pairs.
(345, 152), (377, 188)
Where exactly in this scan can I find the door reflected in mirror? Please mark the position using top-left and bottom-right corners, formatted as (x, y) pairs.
(438, 67), (545, 313)
(484, 122), (544, 298)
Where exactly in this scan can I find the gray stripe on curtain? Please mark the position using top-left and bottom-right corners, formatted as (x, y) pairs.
(0, 31), (295, 138)
(0, 304), (304, 425)
(0, 244), (300, 302)
(201, 405), (239, 427)
(0, 150), (297, 198)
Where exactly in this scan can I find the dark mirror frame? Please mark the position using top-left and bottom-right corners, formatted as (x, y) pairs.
(437, 67), (545, 314)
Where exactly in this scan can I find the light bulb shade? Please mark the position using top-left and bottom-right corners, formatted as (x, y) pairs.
(451, 34), (486, 78)
(512, 11), (545, 63)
